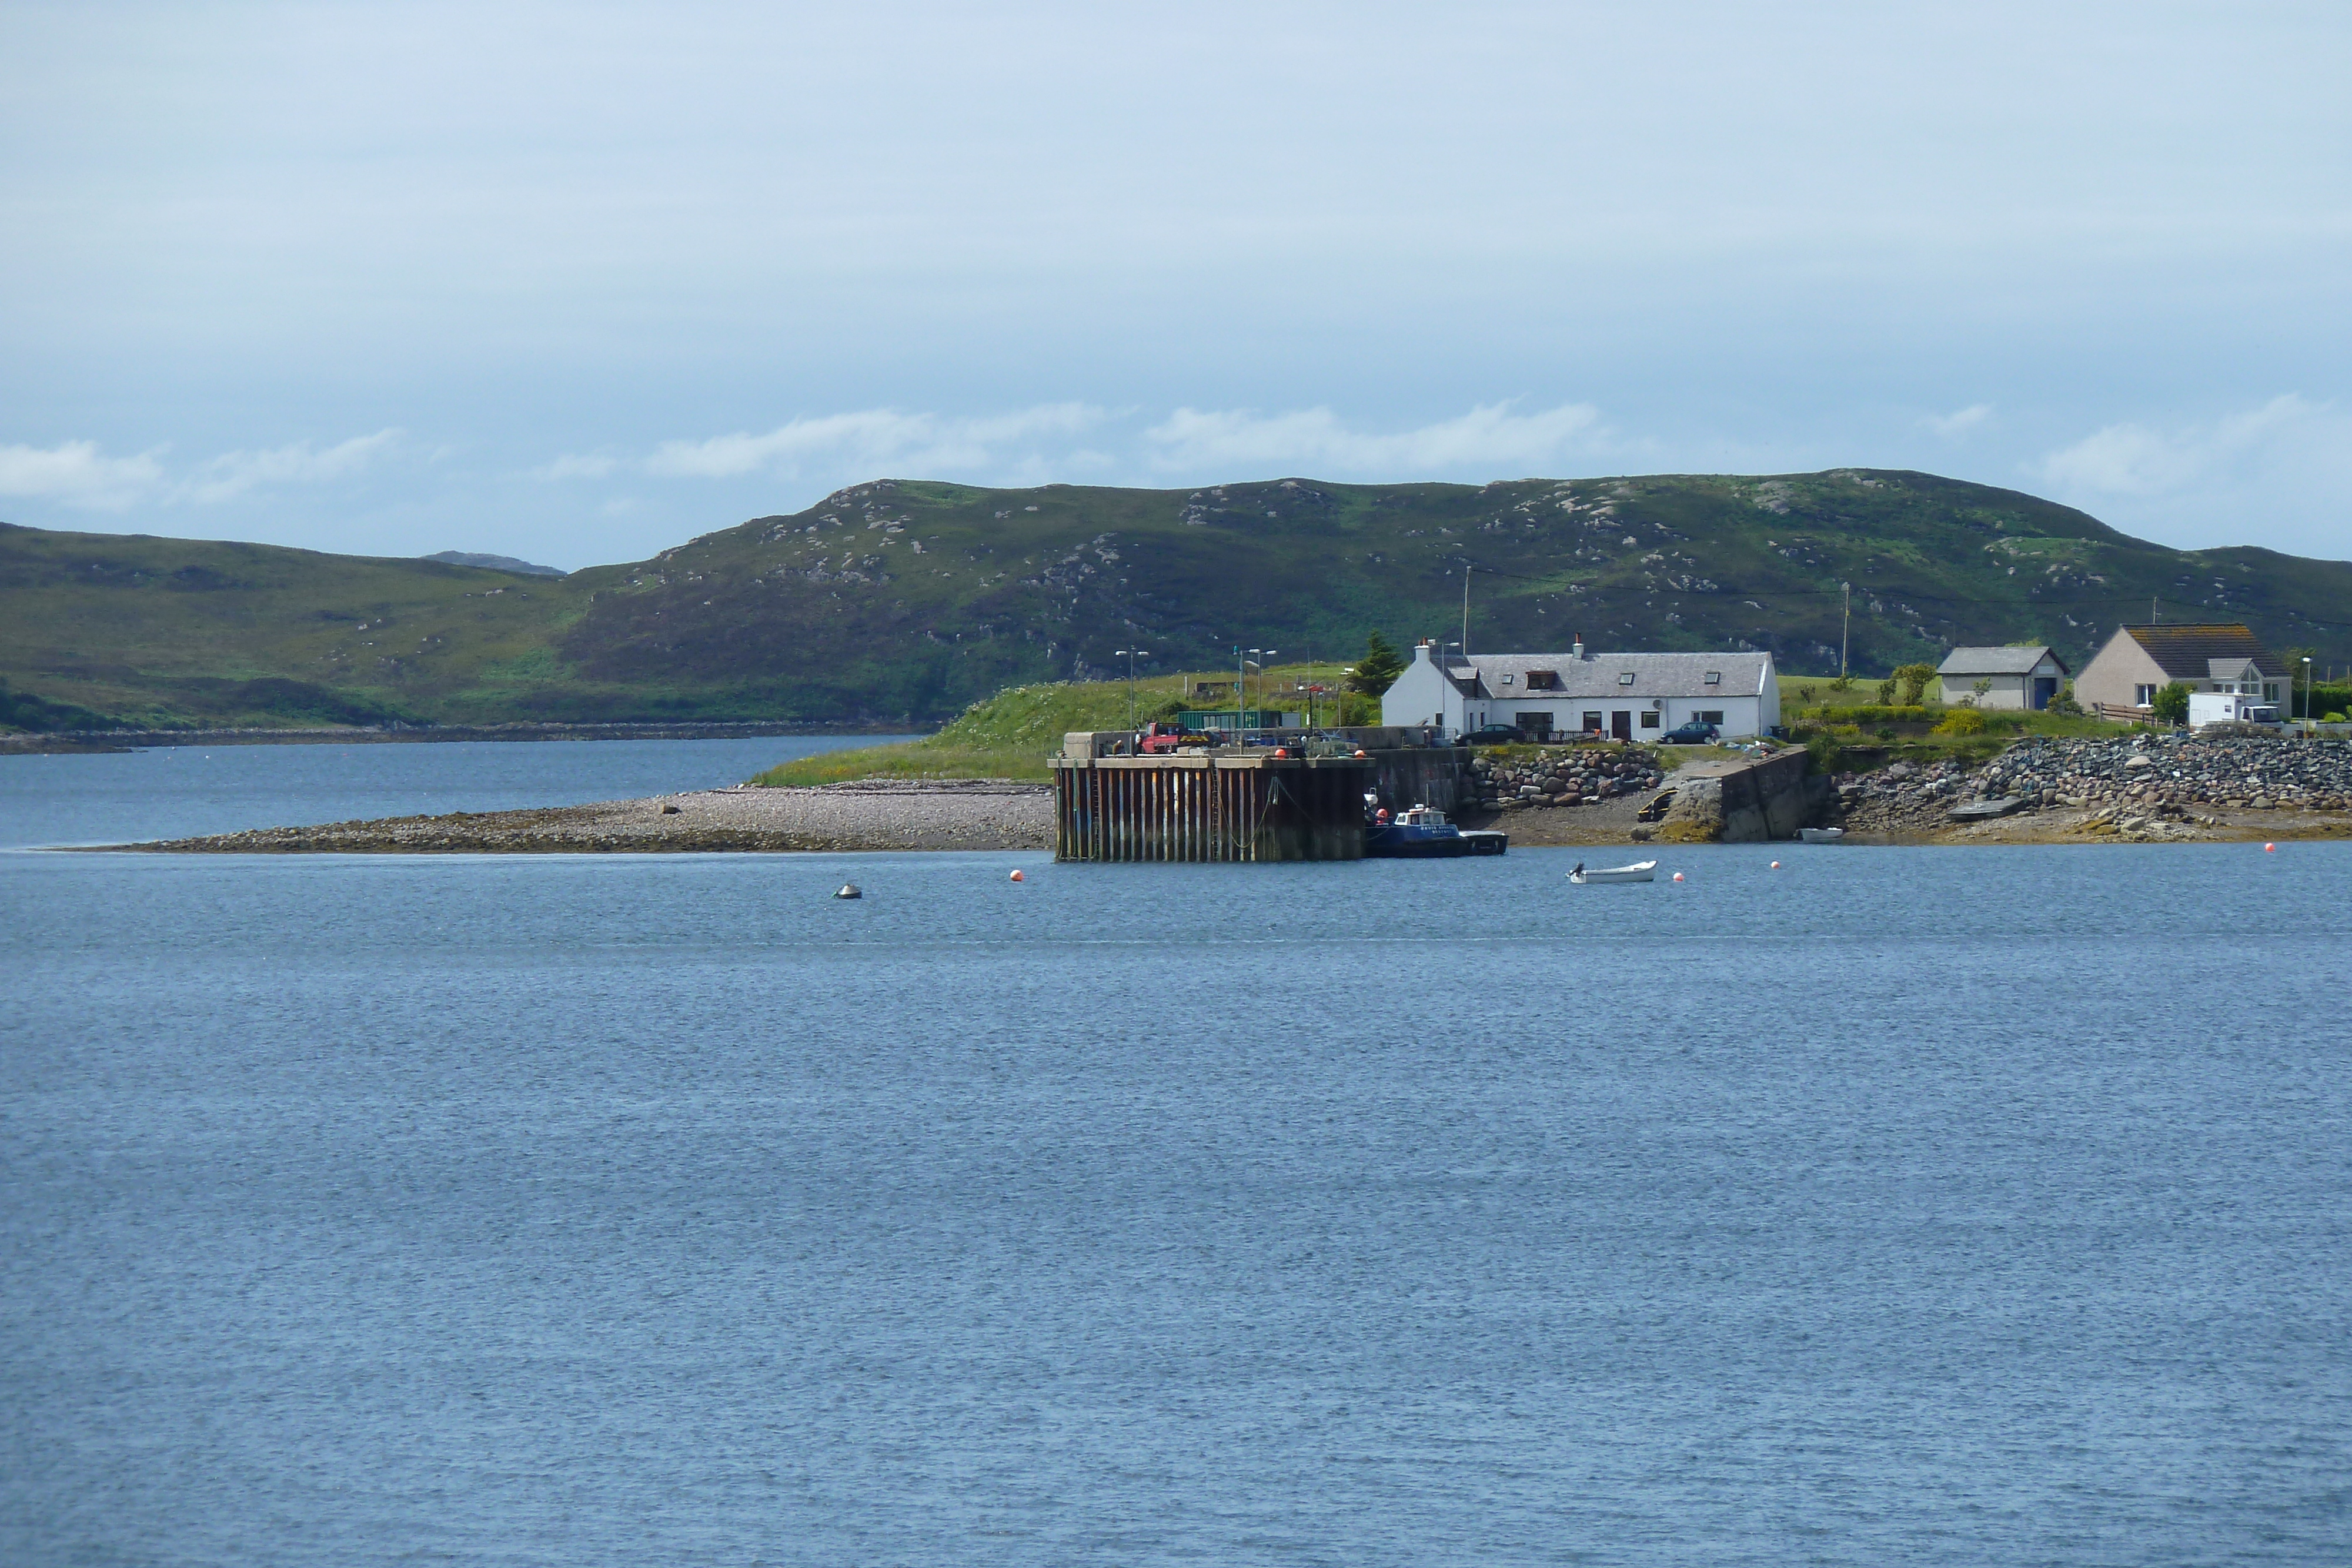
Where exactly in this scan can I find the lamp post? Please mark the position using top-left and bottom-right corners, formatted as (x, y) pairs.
(1262, 650), (1279, 726)
(1114, 647), (1149, 731)
(2304, 656), (2314, 727)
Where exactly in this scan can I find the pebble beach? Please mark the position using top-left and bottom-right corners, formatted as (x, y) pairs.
(110, 778), (1054, 854)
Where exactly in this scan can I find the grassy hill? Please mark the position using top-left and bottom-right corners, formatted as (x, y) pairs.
(6, 470), (2349, 730)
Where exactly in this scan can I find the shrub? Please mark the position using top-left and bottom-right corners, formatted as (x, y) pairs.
(2325, 711), (2348, 723)
(1874, 726), (1896, 740)
(2151, 681), (2192, 726)
(2044, 682), (2085, 717)
(1933, 707), (1986, 735)
(1892, 663), (1938, 706)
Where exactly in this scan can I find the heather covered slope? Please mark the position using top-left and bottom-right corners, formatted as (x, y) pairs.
(6, 470), (2348, 730)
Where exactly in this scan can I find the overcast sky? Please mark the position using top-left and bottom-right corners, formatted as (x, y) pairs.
(4, 1), (2347, 568)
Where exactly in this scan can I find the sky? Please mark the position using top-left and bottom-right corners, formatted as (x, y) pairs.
(3, 0), (2348, 570)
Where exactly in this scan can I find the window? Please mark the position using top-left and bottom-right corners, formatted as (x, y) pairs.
(1703, 670), (1722, 686)
(1499, 673), (1515, 686)
(1695, 710), (1725, 726)
(1618, 671), (1636, 686)
(1639, 710), (1662, 728)
(1525, 669), (1559, 691)
(2134, 684), (2157, 706)
(1515, 711), (1554, 735)
(2266, 683), (2280, 702)
(1581, 711), (1603, 733)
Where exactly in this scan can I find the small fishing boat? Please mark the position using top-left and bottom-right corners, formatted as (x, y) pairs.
(1798, 827), (1846, 844)
(1567, 859), (1656, 884)
(1364, 803), (1508, 858)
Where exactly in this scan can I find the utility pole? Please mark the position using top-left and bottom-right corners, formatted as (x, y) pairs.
(1461, 564), (1471, 661)
(1840, 582), (1850, 679)
(1115, 647), (1148, 731)
(2151, 595), (2159, 624)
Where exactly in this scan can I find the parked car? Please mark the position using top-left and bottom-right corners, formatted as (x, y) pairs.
(1660, 720), (1720, 745)
(1458, 724), (1526, 747)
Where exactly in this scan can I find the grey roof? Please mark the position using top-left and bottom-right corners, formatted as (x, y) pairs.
(2207, 656), (2263, 680)
(1937, 644), (2065, 676)
(1462, 650), (1774, 701)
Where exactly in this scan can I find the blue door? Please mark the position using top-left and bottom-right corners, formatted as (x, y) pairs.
(2033, 677), (2058, 710)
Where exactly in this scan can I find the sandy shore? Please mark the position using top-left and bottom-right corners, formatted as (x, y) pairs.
(108, 779), (1054, 854)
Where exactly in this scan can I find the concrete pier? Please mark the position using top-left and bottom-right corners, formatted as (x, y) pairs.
(1051, 746), (1377, 862)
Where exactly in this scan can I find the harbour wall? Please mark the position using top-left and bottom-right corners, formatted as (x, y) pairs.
(1660, 750), (1825, 842)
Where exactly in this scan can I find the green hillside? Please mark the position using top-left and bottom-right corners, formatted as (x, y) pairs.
(5, 470), (2348, 731)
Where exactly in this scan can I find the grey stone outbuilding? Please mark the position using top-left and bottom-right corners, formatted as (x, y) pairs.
(1935, 645), (2070, 711)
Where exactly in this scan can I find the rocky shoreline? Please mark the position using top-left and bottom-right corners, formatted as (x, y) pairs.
(1830, 732), (2352, 843)
(79, 734), (2352, 855)
(105, 779), (1054, 854)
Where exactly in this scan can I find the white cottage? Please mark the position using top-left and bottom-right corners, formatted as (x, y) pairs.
(1380, 640), (1780, 741)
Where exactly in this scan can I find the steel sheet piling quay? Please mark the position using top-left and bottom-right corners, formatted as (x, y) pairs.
(1051, 743), (1377, 862)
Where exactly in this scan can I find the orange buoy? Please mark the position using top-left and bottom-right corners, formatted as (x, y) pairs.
(1010, 868), (1025, 881)
(1352, 749), (1368, 758)
(1671, 871), (1685, 882)
(1273, 747), (1289, 758)
(2264, 842), (2276, 853)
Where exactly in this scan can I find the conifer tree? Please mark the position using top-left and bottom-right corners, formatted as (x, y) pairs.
(1348, 632), (1406, 694)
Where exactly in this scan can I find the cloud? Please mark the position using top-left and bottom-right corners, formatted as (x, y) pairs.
(535, 453), (618, 481)
(0, 440), (169, 511)
(643, 404), (1106, 479)
(2033, 394), (2352, 557)
(1142, 401), (1609, 476)
(175, 429), (400, 504)
(1926, 403), (1992, 438)
(2036, 396), (2345, 498)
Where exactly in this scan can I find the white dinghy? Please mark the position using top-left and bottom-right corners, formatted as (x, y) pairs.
(1798, 827), (1846, 844)
(1568, 859), (1656, 885)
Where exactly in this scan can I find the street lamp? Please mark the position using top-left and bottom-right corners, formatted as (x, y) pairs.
(1115, 647), (1150, 731)
(2304, 656), (2314, 727)
(1261, 650), (1279, 724)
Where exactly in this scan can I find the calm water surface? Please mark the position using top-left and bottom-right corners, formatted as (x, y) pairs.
(0, 733), (904, 849)
(3, 748), (2348, 1566)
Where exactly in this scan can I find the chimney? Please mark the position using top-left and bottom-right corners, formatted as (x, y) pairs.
(1572, 635), (1586, 661)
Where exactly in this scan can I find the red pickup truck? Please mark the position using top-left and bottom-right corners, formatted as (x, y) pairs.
(1137, 721), (1215, 753)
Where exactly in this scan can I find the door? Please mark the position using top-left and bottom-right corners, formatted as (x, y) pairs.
(2033, 677), (2057, 710)
(1611, 710), (1632, 741)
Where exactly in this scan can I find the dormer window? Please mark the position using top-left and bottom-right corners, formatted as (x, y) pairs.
(1524, 669), (1558, 691)
(1617, 671), (1636, 686)
(1703, 670), (1722, 686)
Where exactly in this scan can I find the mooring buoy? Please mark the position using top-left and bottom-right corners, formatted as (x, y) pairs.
(834, 883), (861, 899)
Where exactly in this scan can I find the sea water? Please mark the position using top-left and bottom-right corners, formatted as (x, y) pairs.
(3, 745), (2348, 1566)
(0, 734), (905, 850)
